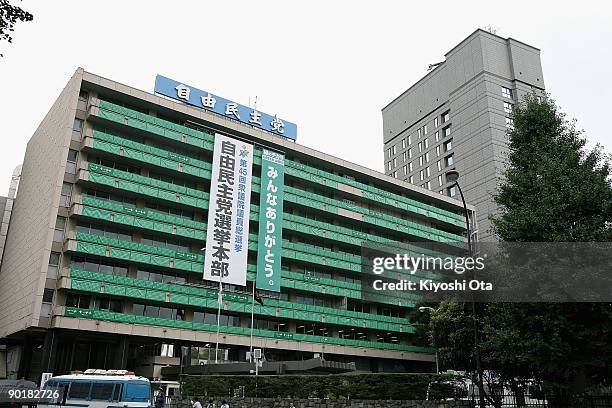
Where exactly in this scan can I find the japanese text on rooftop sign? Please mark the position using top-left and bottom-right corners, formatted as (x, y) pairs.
(203, 134), (253, 286)
(256, 150), (284, 292)
(154, 74), (297, 141)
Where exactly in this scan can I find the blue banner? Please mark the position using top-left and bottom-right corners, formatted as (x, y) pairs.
(154, 74), (297, 141)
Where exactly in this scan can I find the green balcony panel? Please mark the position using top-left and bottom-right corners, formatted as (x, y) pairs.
(71, 280), (101, 293)
(96, 100), (464, 228)
(86, 142), (463, 244)
(125, 287), (147, 299)
(103, 284), (126, 296)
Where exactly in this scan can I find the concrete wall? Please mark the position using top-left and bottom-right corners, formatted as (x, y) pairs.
(0, 69), (82, 338)
(0, 196), (8, 264)
(187, 398), (472, 408)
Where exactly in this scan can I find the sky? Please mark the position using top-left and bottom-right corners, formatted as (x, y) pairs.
(0, 1), (611, 195)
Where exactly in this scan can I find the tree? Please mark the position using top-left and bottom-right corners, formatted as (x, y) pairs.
(429, 95), (612, 406)
(492, 94), (612, 242)
(430, 300), (476, 372)
(0, 0), (33, 57)
(488, 94), (612, 397)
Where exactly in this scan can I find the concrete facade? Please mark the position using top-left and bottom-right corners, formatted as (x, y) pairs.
(382, 29), (545, 240)
(0, 69), (474, 381)
(0, 165), (22, 267)
(0, 71), (81, 338)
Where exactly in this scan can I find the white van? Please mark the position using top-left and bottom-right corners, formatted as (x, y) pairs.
(40, 370), (152, 408)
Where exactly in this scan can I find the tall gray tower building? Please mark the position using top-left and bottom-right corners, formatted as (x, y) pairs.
(382, 29), (545, 240)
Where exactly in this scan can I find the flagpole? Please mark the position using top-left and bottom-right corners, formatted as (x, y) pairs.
(215, 272), (222, 364)
(249, 282), (255, 361)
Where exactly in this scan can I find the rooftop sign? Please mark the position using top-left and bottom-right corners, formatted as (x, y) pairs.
(154, 74), (297, 141)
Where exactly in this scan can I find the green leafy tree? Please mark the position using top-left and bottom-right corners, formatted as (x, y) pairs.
(493, 94), (612, 242)
(430, 95), (612, 405)
(488, 94), (612, 396)
(429, 300), (476, 372)
(0, 0), (33, 57)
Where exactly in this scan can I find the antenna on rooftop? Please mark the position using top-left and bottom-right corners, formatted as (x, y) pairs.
(483, 25), (498, 35)
(249, 95), (258, 110)
(427, 62), (444, 71)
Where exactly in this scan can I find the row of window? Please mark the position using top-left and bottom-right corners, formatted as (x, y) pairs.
(387, 110), (450, 160)
(66, 294), (123, 313)
(387, 127), (452, 175)
(63, 296), (402, 343)
(395, 152), (454, 186)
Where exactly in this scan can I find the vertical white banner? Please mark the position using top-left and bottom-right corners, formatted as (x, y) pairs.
(203, 134), (253, 286)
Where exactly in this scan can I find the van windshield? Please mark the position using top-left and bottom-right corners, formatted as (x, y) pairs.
(124, 383), (151, 402)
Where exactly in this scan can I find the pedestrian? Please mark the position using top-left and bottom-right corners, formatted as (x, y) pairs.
(192, 397), (202, 408)
(154, 388), (165, 408)
(220, 400), (229, 408)
(289, 403), (296, 408)
(204, 399), (214, 408)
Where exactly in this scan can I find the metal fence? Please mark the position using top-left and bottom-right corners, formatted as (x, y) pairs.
(461, 392), (612, 408)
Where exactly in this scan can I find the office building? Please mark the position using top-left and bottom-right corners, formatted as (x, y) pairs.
(0, 68), (472, 380)
(382, 29), (545, 240)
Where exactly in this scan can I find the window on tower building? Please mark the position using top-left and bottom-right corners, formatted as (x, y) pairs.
(402, 138), (406, 149)
(66, 149), (78, 174)
(502, 86), (513, 99)
(504, 101), (513, 114)
(392, 145), (396, 155)
(54, 217), (66, 242)
(442, 111), (450, 123)
(48, 252), (61, 279)
(445, 154), (454, 167)
(434, 117), (439, 128)
(60, 182), (73, 207)
(43, 288), (54, 303)
(77, 91), (89, 111)
(72, 119), (84, 140)
(424, 138), (429, 149)
(444, 139), (453, 152)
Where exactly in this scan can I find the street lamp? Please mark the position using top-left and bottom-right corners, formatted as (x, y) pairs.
(418, 306), (439, 374)
(444, 170), (485, 408)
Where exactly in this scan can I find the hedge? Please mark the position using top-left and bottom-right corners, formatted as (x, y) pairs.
(181, 373), (465, 400)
